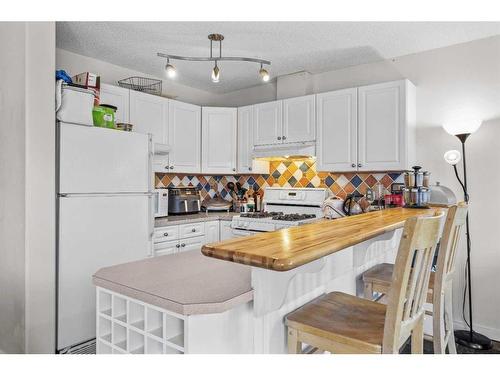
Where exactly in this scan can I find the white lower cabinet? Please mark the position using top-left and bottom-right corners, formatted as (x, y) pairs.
(219, 221), (235, 241)
(153, 221), (222, 256)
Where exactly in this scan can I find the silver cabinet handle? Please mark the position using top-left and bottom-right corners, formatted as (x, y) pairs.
(191, 228), (196, 232)
(277, 136), (282, 140)
(358, 163), (362, 167)
(282, 136), (287, 140)
(175, 244), (180, 248)
(248, 167), (252, 171)
(181, 243), (186, 247)
(163, 232), (169, 237)
(165, 166), (169, 170)
(351, 163), (356, 168)
(170, 165), (174, 169)
(232, 168), (236, 172)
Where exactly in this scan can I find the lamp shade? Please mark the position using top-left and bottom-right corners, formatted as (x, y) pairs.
(444, 150), (461, 165)
(442, 118), (482, 135)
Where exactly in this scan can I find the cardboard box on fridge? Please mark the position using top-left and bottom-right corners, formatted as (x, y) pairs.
(72, 72), (100, 105)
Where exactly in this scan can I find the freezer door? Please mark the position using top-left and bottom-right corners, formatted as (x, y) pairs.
(59, 122), (151, 194)
(57, 194), (152, 350)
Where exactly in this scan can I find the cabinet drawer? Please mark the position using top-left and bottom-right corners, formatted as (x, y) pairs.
(153, 239), (179, 256)
(179, 222), (205, 239)
(178, 236), (204, 253)
(153, 226), (179, 243)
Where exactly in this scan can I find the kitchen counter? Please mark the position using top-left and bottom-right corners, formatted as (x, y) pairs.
(93, 250), (252, 315)
(202, 207), (442, 271)
(155, 212), (238, 227)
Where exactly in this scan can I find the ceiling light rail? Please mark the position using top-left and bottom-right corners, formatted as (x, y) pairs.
(157, 33), (271, 83)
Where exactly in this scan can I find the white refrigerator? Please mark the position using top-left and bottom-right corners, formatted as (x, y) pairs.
(57, 122), (153, 351)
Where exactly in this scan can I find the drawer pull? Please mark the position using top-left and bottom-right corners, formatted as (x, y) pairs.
(181, 243), (186, 247)
(163, 233), (169, 237)
(191, 228), (196, 232)
(176, 244), (180, 248)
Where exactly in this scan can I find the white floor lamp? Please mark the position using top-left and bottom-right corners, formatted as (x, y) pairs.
(443, 119), (492, 350)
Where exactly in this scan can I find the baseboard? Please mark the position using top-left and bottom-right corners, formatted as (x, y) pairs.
(454, 320), (500, 342)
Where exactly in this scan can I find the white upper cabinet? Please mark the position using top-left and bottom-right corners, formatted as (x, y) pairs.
(202, 107), (237, 174)
(357, 80), (415, 171)
(253, 101), (282, 146)
(99, 84), (130, 124)
(316, 88), (358, 172)
(168, 100), (201, 173)
(283, 95), (316, 143)
(237, 105), (254, 173)
(238, 105), (269, 174)
(129, 90), (169, 145)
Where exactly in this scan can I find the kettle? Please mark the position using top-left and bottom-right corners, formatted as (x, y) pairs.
(342, 192), (364, 216)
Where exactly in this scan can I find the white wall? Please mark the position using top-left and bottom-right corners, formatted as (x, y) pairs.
(0, 22), (56, 353)
(0, 22), (27, 354)
(212, 35), (500, 339)
(56, 49), (221, 106)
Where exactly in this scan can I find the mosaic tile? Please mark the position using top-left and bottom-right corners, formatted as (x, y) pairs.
(156, 160), (403, 203)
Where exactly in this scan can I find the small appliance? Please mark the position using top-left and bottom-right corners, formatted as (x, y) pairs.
(342, 192), (365, 216)
(168, 187), (201, 215)
(153, 188), (169, 217)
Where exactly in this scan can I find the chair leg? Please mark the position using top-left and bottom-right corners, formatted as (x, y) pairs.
(364, 281), (374, 300)
(433, 291), (446, 354)
(288, 327), (302, 354)
(411, 316), (424, 354)
(444, 287), (457, 354)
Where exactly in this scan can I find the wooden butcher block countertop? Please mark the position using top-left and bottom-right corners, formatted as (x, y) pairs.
(201, 207), (442, 272)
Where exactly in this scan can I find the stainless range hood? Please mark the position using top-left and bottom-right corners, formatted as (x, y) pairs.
(251, 141), (316, 159)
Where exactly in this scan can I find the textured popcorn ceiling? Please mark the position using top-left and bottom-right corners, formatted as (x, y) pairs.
(56, 22), (500, 94)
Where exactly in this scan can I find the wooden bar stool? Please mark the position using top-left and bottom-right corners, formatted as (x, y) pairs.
(285, 211), (445, 354)
(362, 203), (467, 354)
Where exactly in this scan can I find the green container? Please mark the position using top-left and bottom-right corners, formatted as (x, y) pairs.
(92, 104), (117, 128)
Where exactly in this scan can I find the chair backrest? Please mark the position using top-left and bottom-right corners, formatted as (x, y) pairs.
(433, 202), (468, 297)
(382, 211), (445, 353)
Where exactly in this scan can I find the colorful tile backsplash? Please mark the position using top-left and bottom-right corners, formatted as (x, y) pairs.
(155, 159), (404, 202)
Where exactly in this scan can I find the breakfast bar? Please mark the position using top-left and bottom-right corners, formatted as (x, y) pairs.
(93, 207), (441, 354)
(202, 207), (441, 353)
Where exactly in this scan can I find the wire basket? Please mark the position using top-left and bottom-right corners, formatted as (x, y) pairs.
(118, 77), (162, 96)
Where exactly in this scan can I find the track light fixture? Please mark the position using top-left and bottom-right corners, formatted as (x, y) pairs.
(157, 34), (271, 83)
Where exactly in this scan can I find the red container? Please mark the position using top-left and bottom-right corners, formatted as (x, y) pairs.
(385, 194), (404, 207)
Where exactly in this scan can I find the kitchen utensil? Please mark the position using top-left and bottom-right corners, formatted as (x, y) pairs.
(429, 182), (456, 205)
(342, 192), (364, 216)
(202, 195), (232, 212)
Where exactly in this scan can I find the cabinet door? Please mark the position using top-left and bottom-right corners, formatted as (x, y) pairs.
(168, 100), (201, 173)
(154, 239), (179, 257)
(202, 107), (237, 174)
(316, 88), (358, 172)
(99, 84), (130, 124)
(179, 236), (204, 253)
(253, 101), (282, 146)
(358, 80), (406, 171)
(283, 95), (316, 143)
(204, 220), (220, 244)
(237, 105), (254, 173)
(129, 90), (168, 145)
(219, 221), (235, 241)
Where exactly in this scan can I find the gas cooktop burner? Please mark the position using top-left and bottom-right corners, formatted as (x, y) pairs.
(272, 213), (317, 221)
(239, 211), (283, 219)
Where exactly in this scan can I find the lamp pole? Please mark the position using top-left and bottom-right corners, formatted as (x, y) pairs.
(452, 133), (492, 350)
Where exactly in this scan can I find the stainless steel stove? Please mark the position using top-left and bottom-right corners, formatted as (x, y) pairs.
(230, 187), (330, 235)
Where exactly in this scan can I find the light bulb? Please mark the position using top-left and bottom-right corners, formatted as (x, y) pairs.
(259, 65), (270, 82)
(211, 62), (220, 83)
(165, 59), (176, 79)
(444, 150), (461, 165)
(442, 118), (482, 135)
